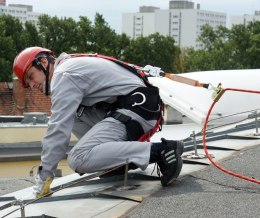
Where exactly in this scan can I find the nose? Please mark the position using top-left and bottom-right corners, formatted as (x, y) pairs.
(28, 80), (36, 88)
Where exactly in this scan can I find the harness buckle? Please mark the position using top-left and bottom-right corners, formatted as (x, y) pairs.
(131, 92), (146, 107)
(76, 105), (85, 118)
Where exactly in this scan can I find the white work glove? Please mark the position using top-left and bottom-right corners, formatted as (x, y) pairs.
(142, 65), (165, 77)
(33, 172), (53, 198)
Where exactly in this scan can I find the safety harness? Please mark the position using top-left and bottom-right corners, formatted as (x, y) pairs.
(72, 53), (164, 142)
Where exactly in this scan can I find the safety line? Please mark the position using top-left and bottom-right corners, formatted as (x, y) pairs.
(1, 163), (126, 218)
(203, 87), (260, 185)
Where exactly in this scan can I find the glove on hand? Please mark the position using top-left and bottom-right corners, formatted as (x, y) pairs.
(33, 174), (53, 198)
(33, 166), (53, 198)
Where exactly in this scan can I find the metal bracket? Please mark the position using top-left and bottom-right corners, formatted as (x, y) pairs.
(12, 200), (26, 218)
(183, 131), (210, 159)
(116, 159), (136, 191)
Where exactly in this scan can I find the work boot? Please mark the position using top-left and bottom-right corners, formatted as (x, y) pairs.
(150, 138), (184, 186)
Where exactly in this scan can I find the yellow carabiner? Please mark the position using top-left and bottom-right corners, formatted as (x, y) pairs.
(211, 83), (225, 102)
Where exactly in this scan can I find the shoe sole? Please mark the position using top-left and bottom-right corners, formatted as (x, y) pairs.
(162, 141), (184, 186)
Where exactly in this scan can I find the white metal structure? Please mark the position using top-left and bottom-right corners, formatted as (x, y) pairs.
(150, 69), (260, 125)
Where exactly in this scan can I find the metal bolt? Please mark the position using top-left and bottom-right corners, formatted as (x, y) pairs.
(255, 111), (259, 135)
(191, 131), (198, 156)
(124, 159), (129, 187)
(20, 205), (25, 218)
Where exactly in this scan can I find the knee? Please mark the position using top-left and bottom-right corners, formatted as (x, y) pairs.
(67, 152), (78, 171)
(67, 151), (92, 174)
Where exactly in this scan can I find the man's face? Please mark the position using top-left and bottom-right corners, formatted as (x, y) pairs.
(24, 65), (46, 93)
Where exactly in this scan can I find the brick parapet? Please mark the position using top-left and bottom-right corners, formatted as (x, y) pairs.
(0, 81), (51, 116)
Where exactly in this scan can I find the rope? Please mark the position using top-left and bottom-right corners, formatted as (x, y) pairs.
(1, 163), (126, 218)
(202, 87), (260, 184)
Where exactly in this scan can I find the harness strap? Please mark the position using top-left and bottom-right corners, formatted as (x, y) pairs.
(69, 53), (151, 87)
(69, 53), (164, 141)
(106, 111), (144, 141)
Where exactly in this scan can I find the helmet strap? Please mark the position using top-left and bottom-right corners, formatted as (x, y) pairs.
(44, 64), (50, 96)
(34, 57), (51, 96)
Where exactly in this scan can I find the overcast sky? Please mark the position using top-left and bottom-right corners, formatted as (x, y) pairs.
(6, 0), (260, 33)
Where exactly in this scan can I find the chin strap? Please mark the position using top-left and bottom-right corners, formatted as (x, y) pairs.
(44, 63), (50, 96)
(34, 57), (51, 96)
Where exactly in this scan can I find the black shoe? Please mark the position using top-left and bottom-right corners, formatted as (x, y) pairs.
(151, 138), (184, 186)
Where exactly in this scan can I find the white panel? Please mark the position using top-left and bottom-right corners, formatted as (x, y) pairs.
(149, 69), (260, 126)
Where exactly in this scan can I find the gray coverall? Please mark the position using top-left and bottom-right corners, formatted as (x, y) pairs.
(40, 53), (157, 179)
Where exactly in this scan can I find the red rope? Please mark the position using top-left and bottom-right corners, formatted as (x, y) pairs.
(202, 87), (260, 184)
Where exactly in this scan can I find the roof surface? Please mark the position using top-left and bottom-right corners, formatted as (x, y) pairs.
(1, 69), (260, 217)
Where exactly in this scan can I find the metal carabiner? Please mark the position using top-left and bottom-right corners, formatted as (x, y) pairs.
(131, 92), (146, 107)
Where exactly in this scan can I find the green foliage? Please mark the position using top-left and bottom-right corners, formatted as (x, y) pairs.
(0, 14), (180, 82)
(0, 15), (23, 82)
(90, 13), (118, 55)
(184, 21), (260, 72)
(76, 16), (93, 52)
(123, 33), (177, 72)
(3, 13), (259, 82)
(22, 21), (42, 47)
(38, 15), (79, 54)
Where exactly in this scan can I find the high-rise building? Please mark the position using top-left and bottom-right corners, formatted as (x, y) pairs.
(122, 0), (226, 49)
(231, 11), (260, 26)
(0, 3), (42, 25)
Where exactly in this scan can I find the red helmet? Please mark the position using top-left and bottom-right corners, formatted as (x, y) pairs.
(13, 47), (54, 87)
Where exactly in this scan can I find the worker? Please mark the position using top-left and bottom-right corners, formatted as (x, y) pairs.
(13, 47), (184, 198)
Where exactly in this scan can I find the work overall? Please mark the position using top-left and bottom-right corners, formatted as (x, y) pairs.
(40, 52), (162, 179)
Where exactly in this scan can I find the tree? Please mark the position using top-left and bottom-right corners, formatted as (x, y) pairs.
(76, 16), (93, 53)
(246, 33), (260, 68)
(230, 21), (260, 68)
(123, 33), (178, 72)
(183, 22), (260, 71)
(38, 15), (78, 54)
(111, 33), (131, 58)
(0, 15), (23, 82)
(21, 21), (42, 47)
(90, 13), (118, 55)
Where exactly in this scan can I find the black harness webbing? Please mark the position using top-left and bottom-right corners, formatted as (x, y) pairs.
(105, 111), (144, 141)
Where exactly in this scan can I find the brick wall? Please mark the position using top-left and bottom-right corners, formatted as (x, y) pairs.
(0, 79), (51, 116)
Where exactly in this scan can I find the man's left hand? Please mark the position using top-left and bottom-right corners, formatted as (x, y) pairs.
(33, 174), (53, 198)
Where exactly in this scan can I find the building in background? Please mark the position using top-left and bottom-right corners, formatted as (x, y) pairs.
(0, 0), (6, 6)
(122, 0), (226, 49)
(230, 11), (260, 26)
(0, 3), (42, 25)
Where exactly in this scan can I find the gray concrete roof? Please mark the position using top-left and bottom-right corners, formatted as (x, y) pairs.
(124, 145), (260, 218)
(0, 122), (259, 218)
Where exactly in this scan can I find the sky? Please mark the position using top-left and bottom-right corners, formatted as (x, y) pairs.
(6, 0), (260, 33)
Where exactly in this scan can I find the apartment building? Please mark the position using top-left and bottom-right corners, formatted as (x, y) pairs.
(0, 3), (41, 25)
(231, 11), (260, 26)
(122, 0), (226, 49)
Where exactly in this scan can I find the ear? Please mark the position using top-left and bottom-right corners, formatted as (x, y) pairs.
(40, 57), (49, 68)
